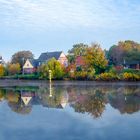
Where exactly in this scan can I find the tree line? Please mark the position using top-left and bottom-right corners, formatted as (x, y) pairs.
(0, 40), (140, 81)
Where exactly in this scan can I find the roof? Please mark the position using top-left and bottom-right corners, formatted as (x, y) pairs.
(125, 61), (140, 65)
(24, 59), (39, 67)
(30, 59), (39, 67)
(38, 51), (62, 62)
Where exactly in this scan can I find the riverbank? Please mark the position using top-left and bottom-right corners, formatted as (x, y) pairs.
(0, 79), (140, 87)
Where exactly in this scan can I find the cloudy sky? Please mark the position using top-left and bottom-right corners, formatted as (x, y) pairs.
(0, 0), (140, 61)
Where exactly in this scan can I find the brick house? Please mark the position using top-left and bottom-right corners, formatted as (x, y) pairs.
(38, 51), (68, 67)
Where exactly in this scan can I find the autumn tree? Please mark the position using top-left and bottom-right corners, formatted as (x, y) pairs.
(7, 63), (21, 75)
(84, 43), (108, 74)
(68, 43), (88, 63)
(108, 40), (140, 65)
(11, 51), (34, 67)
(38, 58), (64, 79)
(0, 65), (5, 77)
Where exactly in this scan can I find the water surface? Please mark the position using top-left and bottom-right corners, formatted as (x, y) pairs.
(0, 82), (140, 140)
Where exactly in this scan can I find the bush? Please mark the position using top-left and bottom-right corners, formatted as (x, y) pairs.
(96, 72), (120, 81)
(75, 71), (88, 80)
(16, 74), (39, 80)
(121, 72), (140, 81)
(121, 69), (140, 74)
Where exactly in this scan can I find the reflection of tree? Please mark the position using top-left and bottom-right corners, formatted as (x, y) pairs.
(71, 90), (106, 118)
(1, 85), (140, 116)
(3, 89), (32, 115)
(8, 101), (32, 115)
(38, 87), (68, 109)
(108, 92), (140, 114)
(0, 89), (5, 101)
(5, 90), (20, 103)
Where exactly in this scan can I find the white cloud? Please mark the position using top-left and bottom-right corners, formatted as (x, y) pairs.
(0, 0), (140, 30)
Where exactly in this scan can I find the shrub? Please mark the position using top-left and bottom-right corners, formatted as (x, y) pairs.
(75, 71), (88, 80)
(7, 63), (21, 75)
(122, 72), (140, 81)
(96, 72), (120, 81)
(16, 74), (39, 80)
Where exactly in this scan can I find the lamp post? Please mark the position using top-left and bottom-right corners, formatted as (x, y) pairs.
(49, 70), (52, 83)
(49, 70), (52, 97)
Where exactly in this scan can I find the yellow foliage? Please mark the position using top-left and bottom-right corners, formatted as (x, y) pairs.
(122, 72), (140, 81)
(0, 65), (5, 77)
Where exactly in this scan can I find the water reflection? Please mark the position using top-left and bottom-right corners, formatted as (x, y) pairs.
(0, 85), (140, 117)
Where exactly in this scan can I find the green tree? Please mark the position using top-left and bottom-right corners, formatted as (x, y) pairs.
(68, 43), (88, 63)
(108, 40), (140, 65)
(7, 63), (21, 75)
(84, 43), (108, 74)
(39, 58), (64, 80)
(11, 51), (34, 67)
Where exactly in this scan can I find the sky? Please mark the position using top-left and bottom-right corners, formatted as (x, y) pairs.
(0, 0), (140, 61)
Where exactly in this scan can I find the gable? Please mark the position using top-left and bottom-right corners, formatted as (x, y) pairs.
(59, 52), (66, 58)
(23, 59), (34, 69)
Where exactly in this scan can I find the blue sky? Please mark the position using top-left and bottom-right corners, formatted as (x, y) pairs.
(0, 0), (140, 61)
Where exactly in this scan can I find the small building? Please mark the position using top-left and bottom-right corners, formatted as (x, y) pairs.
(0, 56), (5, 66)
(23, 59), (38, 74)
(38, 51), (68, 67)
(124, 61), (140, 69)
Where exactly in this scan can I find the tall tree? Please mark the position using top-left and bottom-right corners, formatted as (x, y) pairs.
(84, 43), (108, 74)
(0, 65), (5, 77)
(11, 51), (34, 67)
(39, 58), (64, 79)
(7, 63), (21, 75)
(68, 43), (88, 63)
(108, 40), (140, 65)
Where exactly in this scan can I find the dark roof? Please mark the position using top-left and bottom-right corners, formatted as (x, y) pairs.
(125, 61), (140, 65)
(28, 59), (39, 67)
(38, 51), (62, 62)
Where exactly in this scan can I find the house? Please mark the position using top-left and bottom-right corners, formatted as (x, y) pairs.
(0, 55), (5, 65)
(23, 51), (68, 74)
(124, 61), (140, 69)
(23, 59), (38, 74)
(38, 51), (68, 67)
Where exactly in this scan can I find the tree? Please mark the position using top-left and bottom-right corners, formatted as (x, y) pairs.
(38, 58), (64, 79)
(68, 43), (88, 63)
(11, 51), (34, 67)
(7, 63), (21, 75)
(84, 43), (108, 74)
(0, 65), (5, 77)
(108, 40), (140, 65)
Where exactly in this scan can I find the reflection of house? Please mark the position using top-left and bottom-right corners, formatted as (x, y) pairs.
(21, 92), (34, 106)
(23, 59), (38, 74)
(60, 92), (69, 108)
(38, 51), (68, 67)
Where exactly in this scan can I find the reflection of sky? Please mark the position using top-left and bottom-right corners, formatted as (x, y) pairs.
(0, 102), (140, 140)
